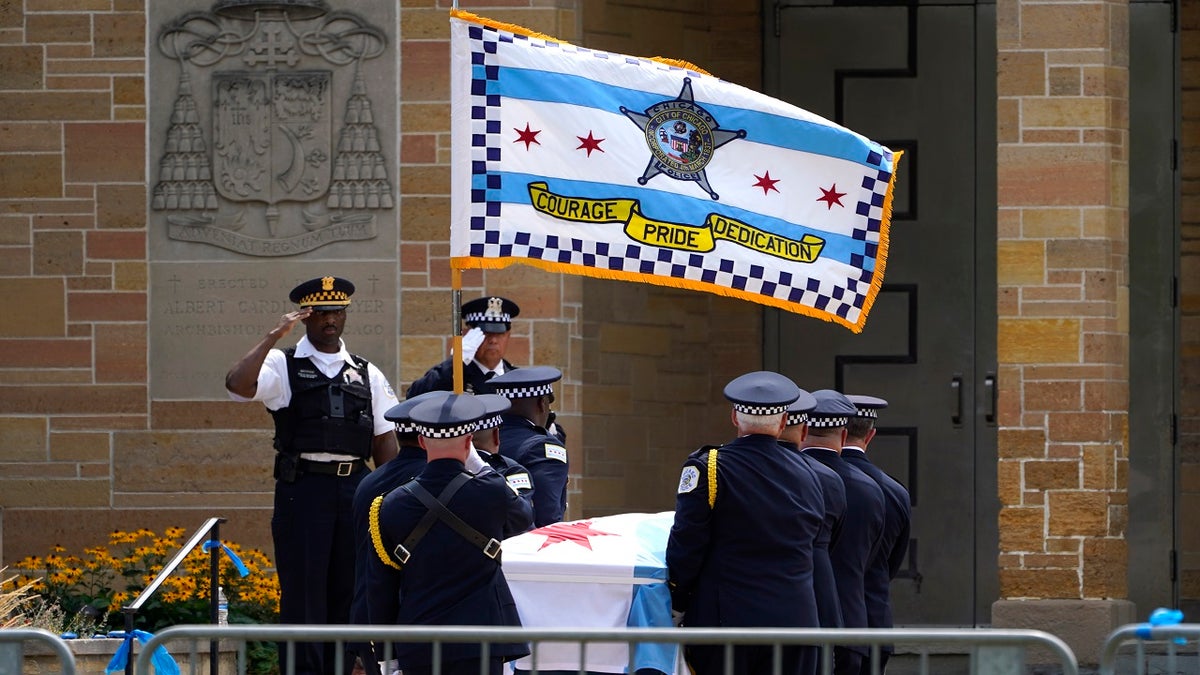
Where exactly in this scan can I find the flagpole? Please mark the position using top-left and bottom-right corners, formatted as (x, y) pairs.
(450, 0), (461, 392)
(451, 268), (464, 393)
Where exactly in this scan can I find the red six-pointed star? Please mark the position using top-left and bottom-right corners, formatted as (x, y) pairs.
(753, 171), (780, 195)
(535, 520), (617, 551)
(817, 183), (846, 210)
(577, 131), (605, 156)
(514, 123), (541, 150)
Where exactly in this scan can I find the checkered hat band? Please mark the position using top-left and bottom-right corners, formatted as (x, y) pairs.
(464, 311), (511, 323)
(855, 408), (878, 418)
(477, 414), (503, 430)
(787, 412), (809, 426)
(808, 416), (848, 428)
(732, 403), (789, 415)
(417, 422), (477, 438)
(495, 383), (554, 398)
(394, 422), (419, 434)
(298, 290), (350, 306)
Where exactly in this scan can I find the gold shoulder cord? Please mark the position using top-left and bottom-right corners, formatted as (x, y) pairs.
(706, 447), (718, 509)
(369, 495), (402, 570)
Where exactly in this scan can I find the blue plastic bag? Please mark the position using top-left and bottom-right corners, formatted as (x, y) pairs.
(104, 629), (180, 675)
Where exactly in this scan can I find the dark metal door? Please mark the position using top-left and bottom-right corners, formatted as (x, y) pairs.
(763, 1), (998, 625)
(1127, 0), (1180, 616)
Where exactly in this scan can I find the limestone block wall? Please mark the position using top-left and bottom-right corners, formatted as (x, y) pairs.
(994, 0), (1131, 608)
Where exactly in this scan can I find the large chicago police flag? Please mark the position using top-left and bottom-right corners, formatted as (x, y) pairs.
(450, 11), (901, 333)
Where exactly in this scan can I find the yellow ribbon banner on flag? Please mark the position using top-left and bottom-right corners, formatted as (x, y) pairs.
(528, 182), (825, 264)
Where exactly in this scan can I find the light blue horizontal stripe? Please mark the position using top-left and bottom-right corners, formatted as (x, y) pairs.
(474, 63), (891, 168)
(472, 172), (877, 270)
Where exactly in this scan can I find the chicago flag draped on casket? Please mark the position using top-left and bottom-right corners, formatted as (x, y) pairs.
(502, 512), (680, 674)
(449, 11), (901, 333)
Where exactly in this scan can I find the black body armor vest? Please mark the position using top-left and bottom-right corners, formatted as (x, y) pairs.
(270, 347), (375, 458)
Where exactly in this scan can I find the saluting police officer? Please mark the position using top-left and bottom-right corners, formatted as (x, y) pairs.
(224, 275), (399, 675)
(779, 393), (847, 637)
(490, 366), (569, 528)
(365, 394), (531, 675)
(406, 296), (520, 397)
(802, 390), (887, 675)
(841, 395), (911, 675)
(667, 371), (823, 675)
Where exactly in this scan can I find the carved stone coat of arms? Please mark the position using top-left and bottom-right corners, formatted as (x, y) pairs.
(151, 0), (394, 256)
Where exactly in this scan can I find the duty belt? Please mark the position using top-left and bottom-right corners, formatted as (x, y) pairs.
(298, 458), (366, 477)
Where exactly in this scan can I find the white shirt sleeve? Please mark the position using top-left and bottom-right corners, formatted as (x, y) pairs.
(226, 349), (291, 411)
(368, 362), (399, 437)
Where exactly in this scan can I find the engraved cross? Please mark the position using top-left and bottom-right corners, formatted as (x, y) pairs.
(244, 23), (299, 69)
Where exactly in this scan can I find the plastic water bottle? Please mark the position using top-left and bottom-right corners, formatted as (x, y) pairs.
(217, 586), (229, 625)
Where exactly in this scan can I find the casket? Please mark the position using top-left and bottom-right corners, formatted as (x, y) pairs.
(501, 512), (682, 674)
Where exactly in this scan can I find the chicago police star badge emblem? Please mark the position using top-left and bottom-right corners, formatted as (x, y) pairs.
(677, 466), (700, 494)
(621, 77), (746, 200)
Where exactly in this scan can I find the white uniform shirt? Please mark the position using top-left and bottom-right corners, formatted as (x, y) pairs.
(228, 335), (398, 459)
(472, 359), (506, 378)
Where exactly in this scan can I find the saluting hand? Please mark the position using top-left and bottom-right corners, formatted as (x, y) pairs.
(270, 308), (312, 340)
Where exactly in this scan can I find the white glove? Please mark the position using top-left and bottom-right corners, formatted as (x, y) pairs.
(460, 327), (485, 365)
(671, 609), (685, 627)
(464, 446), (489, 475)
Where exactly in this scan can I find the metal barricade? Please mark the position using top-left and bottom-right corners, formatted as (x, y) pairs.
(136, 625), (1078, 675)
(1100, 623), (1200, 675)
(0, 627), (77, 675)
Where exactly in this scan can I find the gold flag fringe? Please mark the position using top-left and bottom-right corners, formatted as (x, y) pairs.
(452, 254), (870, 333)
(854, 149), (902, 334)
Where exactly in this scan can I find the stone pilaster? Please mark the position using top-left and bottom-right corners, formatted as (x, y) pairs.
(993, 0), (1134, 664)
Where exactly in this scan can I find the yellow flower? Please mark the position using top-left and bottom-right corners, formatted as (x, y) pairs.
(109, 530), (138, 545)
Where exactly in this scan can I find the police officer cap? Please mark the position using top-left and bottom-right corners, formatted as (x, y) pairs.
(462, 296), (520, 333)
(289, 276), (354, 311)
(808, 389), (858, 428)
(491, 365), (562, 399)
(476, 394), (512, 431)
(385, 390), (453, 434)
(723, 371), (802, 415)
(409, 393), (488, 439)
(845, 394), (888, 419)
(785, 388), (819, 427)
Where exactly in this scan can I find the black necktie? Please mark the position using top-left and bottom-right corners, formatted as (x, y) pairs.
(484, 371), (496, 381)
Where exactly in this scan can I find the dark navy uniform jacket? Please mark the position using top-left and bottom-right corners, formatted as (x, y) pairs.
(350, 444), (427, 626)
(841, 447), (911, 637)
(497, 413), (568, 527)
(365, 458), (531, 667)
(406, 358), (516, 397)
(802, 447), (885, 653)
(478, 449), (536, 532)
(667, 434), (823, 629)
(783, 441), (846, 629)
